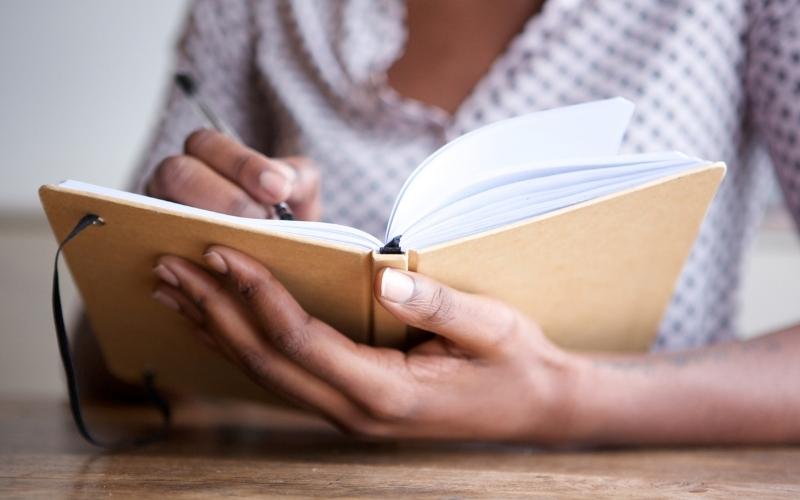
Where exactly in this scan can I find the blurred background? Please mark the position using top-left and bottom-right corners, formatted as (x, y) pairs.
(1, 0), (189, 397)
(1, 0), (798, 398)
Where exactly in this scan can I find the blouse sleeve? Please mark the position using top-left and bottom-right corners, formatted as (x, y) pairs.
(746, 0), (800, 229)
(129, 0), (275, 193)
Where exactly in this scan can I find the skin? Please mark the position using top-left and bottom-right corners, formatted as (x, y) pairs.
(144, 0), (800, 444)
(151, 249), (800, 444)
(388, 0), (544, 114)
(146, 129), (321, 222)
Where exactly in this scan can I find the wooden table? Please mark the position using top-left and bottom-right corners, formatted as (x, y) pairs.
(1, 399), (799, 498)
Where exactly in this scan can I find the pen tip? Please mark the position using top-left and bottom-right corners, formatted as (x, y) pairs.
(174, 73), (197, 96)
(276, 202), (294, 221)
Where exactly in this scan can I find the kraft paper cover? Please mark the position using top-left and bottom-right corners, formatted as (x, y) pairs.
(39, 163), (723, 400)
(412, 164), (725, 352)
(40, 186), (373, 400)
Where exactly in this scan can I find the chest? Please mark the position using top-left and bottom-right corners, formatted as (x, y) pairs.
(259, 0), (751, 235)
(386, 0), (544, 115)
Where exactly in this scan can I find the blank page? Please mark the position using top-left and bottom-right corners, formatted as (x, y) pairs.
(398, 152), (690, 237)
(386, 97), (635, 240)
(58, 181), (382, 251)
(400, 155), (707, 250)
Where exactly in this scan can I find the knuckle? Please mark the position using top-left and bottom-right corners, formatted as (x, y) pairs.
(235, 277), (260, 301)
(233, 266), (276, 301)
(231, 152), (259, 182)
(225, 193), (258, 216)
(271, 314), (313, 359)
(154, 155), (192, 195)
(191, 279), (225, 312)
(236, 347), (272, 385)
(184, 128), (214, 154)
(410, 285), (456, 326)
(364, 390), (415, 422)
(488, 301), (524, 349)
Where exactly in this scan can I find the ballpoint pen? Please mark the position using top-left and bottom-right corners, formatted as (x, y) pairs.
(174, 72), (294, 220)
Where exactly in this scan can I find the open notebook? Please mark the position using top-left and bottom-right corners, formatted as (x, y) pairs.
(57, 98), (711, 252)
(41, 97), (725, 400)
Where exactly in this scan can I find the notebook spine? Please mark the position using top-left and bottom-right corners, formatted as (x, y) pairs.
(370, 250), (408, 347)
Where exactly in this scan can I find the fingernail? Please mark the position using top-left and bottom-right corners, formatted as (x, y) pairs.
(380, 269), (415, 303)
(152, 290), (180, 311)
(259, 170), (292, 201)
(203, 250), (228, 274)
(153, 264), (180, 288)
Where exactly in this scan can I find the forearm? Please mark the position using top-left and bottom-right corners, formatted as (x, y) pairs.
(567, 324), (800, 445)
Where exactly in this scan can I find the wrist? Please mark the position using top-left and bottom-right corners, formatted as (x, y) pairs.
(562, 352), (657, 445)
(561, 355), (609, 444)
(529, 349), (638, 445)
(523, 346), (592, 445)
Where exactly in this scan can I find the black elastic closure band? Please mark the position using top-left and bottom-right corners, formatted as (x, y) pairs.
(53, 213), (171, 449)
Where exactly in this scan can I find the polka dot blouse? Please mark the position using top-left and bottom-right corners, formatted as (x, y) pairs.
(134, 0), (800, 351)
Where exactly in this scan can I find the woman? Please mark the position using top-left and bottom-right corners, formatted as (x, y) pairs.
(140, 0), (800, 444)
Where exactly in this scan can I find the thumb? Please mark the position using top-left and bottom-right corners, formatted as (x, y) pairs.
(375, 268), (524, 354)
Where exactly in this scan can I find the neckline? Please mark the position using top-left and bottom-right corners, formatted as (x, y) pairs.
(370, 0), (580, 130)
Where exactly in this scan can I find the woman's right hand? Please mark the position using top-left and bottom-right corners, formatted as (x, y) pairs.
(146, 129), (321, 221)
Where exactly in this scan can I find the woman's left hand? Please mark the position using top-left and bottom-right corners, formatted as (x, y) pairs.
(152, 246), (585, 442)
